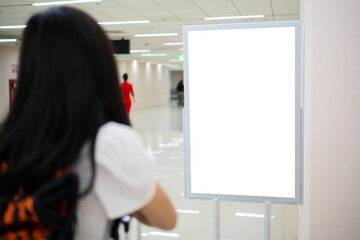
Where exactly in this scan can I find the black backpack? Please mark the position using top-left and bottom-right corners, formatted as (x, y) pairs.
(0, 162), (78, 240)
(0, 162), (130, 240)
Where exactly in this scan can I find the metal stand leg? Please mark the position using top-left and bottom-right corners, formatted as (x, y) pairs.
(213, 199), (220, 240)
(264, 202), (271, 240)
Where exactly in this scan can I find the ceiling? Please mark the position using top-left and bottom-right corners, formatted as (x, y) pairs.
(0, 0), (300, 69)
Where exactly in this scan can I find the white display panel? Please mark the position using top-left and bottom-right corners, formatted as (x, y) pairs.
(183, 21), (301, 204)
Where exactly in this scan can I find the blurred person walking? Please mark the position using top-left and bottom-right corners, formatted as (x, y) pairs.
(120, 73), (135, 113)
(176, 80), (184, 107)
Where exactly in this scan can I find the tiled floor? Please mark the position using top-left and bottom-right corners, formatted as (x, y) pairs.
(125, 102), (299, 240)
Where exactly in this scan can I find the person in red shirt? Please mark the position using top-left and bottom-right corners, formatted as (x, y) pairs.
(120, 73), (135, 113)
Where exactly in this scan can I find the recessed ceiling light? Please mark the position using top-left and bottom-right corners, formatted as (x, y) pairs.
(205, 15), (264, 21)
(98, 20), (150, 25)
(32, 0), (101, 6)
(135, 33), (178, 37)
(141, 53), (168, 57)
(163, 42), (183, 46)
(130, 49), (151, 53)
(0, 25), (26, 29)
(0, 39), (17, 42)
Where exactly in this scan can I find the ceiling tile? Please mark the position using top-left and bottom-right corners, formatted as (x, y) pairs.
(157, 20), (185, 32)
(0, 7), (24, 14)
(0, 0), (28, 5)
(157, 20), (185, 28)
(233, 0), (271, 8)
(140, 10), (179, 21)
(193, 0), (233, 2)
(126, 4), (164, 12)
(153, 0), (193, 4)
(160, 2), (198, 11)
(273, 8), (299, 15)
(79, 1), (119, 8)
(79, 10), (116, 21)
(92, 6), (132, 14)
(106, 11), (144, 20)
(273, 14), (300, 21)
(0, 12), (31, 21)
(112, 0), (154, 6)
(240, 8), (273, 16)
(184, 20), (217, 25)
(0, 0), (301, 63)
(203, 7), (239, 16)
(8, 5), (39, 13)
(195, 0), (235, 9)
(170, 8), (207, 20)
(272, 0), (299, 5)
(105, 25), (146, 37)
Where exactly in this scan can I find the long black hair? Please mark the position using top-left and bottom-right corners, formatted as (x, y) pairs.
(0, 7), (130, 195)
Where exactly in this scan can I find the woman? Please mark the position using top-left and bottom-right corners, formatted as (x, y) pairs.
(120, 73), (135, 113)
(0, 7), (176, 239)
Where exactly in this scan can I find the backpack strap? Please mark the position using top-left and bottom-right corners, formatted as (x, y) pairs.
(34, 172), (78, 239)
(110, 215), (132, 240)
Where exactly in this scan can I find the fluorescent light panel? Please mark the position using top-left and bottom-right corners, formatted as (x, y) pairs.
(135, 33), (178, 37)
(235, 212), (274, 219)
(163, 42), (183, 46)
(130, 49), (150, 53)
(149, 232), (180, 238)
(205, 15), (264, 20)
(0, 25), (26, 29)
(98, 20), (149, 25)
(141, 53), (168, 57)
(169, 59), (178, 62)
(33, 0), (101, 6)
(175, 209), (200, 214)
(0, 39), (17, 42)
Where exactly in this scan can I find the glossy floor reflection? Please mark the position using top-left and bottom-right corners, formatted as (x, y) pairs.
(126, 102), (299, 240)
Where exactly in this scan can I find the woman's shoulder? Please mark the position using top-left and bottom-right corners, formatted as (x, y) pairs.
(96, 122), (138, 144)
(98, 121), (132, 133)
(95, 121), (152, 166)
(87, 122), (156, 221)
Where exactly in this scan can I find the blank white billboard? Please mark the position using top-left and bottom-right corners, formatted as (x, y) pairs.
(183, 21), (301, 204)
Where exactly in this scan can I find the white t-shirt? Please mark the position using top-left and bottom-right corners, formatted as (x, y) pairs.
(73, 122), (156, 239)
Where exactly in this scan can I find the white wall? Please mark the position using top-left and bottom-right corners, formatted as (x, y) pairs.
(302, 0), (360, 239)
(0, 55), (168, 122)
(117, 60), (168, 110)
(0, 45), (19, 123)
